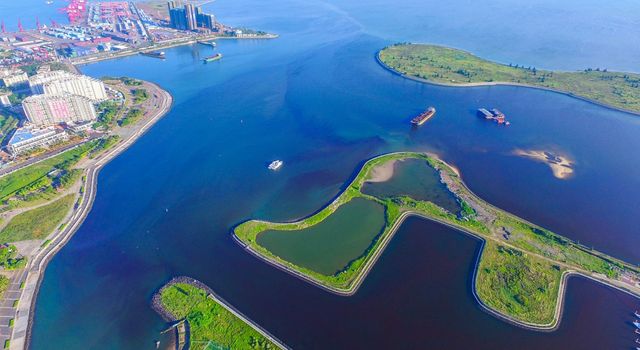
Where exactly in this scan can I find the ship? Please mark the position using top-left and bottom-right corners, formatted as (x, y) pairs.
(203, 53), (223, 63)
(268, 160), (283, 171)
(197, 40), (217, 47)
(477, 107), (511, 126)
(634, 320), (640, 329)
(140, 51), (165, 59)
(635, 310), (640, 318)
(410, 106), (436, 126)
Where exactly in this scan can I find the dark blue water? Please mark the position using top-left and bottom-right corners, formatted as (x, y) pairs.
(13, 0), (640, 348)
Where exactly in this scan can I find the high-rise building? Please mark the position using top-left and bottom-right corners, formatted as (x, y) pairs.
(167, 1), (216, 31)
(22, 93), (97, 127)
(0, 69), (29, 88)
(199, 13), (216, 30)
(185, 3), (198, 31)
(169, 7), (187, 30)
(29, 71), (107, 102)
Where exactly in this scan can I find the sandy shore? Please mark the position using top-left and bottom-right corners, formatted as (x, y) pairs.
(367, 159), (398, 182)
(513, 149), (575, 179)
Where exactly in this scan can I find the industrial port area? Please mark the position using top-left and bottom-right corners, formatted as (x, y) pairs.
(0, 0), (275, 66)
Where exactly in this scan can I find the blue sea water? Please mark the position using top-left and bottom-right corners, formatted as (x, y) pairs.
(1, 0), (639, 348)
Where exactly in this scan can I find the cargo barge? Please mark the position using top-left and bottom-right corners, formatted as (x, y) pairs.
(410, 106), (436, 126)
(140, 51), (165, 59)
(477, 108), (510, 126)
(197, 40), (217, 47)
(203, 53), (223, 63)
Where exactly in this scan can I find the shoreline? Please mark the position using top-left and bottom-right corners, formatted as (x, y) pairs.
(374, 50), (640, 118)
(72, 33), (279, 66)
(10, 81), (173, 350)
(232, 152), (640, 332)
(151, 276), (289, 350)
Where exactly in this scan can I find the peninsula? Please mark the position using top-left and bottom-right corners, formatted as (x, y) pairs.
(234, 152), (640, 328)
(377, 44), (640, 115)
(0, 75), (172, 349)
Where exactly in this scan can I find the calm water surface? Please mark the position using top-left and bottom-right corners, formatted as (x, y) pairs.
(258, 197), (385, 275)
(16, 0), (640, 348)
(362, 158), (461, 213)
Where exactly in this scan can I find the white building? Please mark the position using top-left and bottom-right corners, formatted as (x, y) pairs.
(22, 93), (97, 127)
(29, 71), (107, 102)
(0, 93), (11, 107)
(0, 69), (29, 88)
(7, 125), (68, 155)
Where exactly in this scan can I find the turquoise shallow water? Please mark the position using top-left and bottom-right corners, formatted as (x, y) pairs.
(2, 0), (636, 348)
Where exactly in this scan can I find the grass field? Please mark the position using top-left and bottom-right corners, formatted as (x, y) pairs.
(0, 194), (75, 242)
(0, 142), (96, 201)
(159, 283), (279, 350)
(0, 276), (8, 299)
(234, 152), (640, 326)
(378, 44), (640, 114)
(476, 242), (562, 325)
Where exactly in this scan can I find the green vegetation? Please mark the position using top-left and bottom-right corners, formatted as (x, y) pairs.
(118, 108), (143, 127)
(95, 100), (121, 129)
(0, 245), (26, 270)
(234, 152), (640, 327)
(378, 44), (640, 114)
(476, 242), (562, 324)
(0, 137), (117, 207)
(0, 194), (75, 242)
(131, 88), (149, 104)
(159, 282), (279, 350)
(0, 113), (19, 145)
(0, 276), (9, 299)
(121, 77), (142, 86)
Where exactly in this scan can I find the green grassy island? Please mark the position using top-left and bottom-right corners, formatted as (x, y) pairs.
(234, 152), (640, 328)
(377, 44), (640, 115)
(153, 278), (286, 350)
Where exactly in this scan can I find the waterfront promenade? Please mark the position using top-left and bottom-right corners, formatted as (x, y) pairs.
(4, 81), (173, 350)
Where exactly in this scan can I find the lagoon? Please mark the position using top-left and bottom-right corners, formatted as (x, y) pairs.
(22, 0), (640, 348)
(257, 197), (385, 275)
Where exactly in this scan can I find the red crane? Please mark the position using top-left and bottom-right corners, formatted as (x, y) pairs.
(17, 19), (24, 32)
(36, 17), (41, 30)
(1, 21), (5, 33)
(50, 18), (59, 28)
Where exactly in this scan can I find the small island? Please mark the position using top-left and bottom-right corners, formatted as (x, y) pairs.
(234, 152), (640, 328)
(377, 44), (640, 115)
(153, 277), (287, 350)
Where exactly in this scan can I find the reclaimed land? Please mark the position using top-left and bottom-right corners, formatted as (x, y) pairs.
(153, 277), (288, 350)
(377, 44), (640, 115)
(234, 152), (640, 328)
(13, 79), (174, 350)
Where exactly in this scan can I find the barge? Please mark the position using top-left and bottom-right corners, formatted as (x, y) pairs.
(203, 53), (223, 63)
(410, 106), (436, 126)
(197, 40), (217, 47)
(140, 51), (165, 59)
(477, 107), (510, 126)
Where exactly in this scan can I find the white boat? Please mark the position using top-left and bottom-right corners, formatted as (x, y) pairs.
(268, 160), (283, 171)
(635, 310), (640, 318)
(634, 320), (640, 329)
